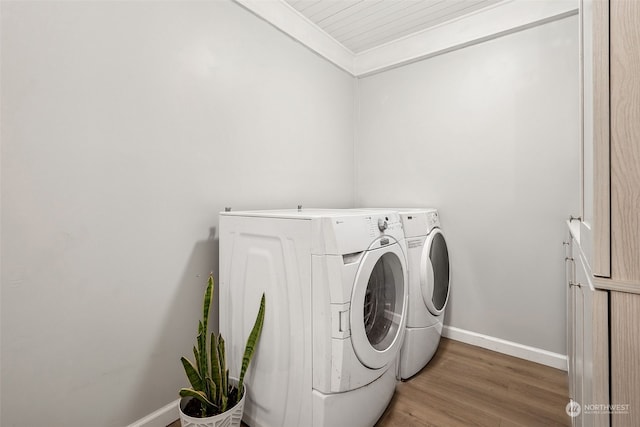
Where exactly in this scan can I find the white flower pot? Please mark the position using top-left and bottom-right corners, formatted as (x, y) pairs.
(179, 378), (246, 427)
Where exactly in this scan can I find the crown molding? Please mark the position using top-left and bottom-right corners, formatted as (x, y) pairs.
(354, 0), (579, 76)
(233, 0), (355, 74)
(233, 0), (579, 78)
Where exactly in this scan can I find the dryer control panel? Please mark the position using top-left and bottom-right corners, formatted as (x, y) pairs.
(426, 210), (440, 230)
(366, 213), (402, 237)
(401, 209), (440, 238)
(316, 211), (404, 255)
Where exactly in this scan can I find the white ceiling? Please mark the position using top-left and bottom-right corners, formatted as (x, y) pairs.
(235, 0), (579, 75)
(283, 0), (503, 53)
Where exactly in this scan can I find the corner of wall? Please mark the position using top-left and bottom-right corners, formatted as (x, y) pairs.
(352, 76), (360, 208)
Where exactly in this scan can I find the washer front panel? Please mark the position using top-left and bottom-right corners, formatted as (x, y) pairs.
(350, 241), (408, 369)
(420, 228), (450, 316)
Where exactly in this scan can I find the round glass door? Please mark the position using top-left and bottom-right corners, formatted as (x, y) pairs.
(420, 229), (450, 315)
(351, 241), (408, 369)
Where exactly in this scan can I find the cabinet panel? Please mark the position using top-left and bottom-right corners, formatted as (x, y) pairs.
(591, 290), (610, 426)
(582, 286), (610, 427)
(592, 0), (611, 277)
(573, 286), (585, 426)
(610, 0), (640, 282)
(611, 292), (640, 427)
(582, 0), (595, 230)
(568, 231), (610, 427)
(568, 236), (585, 426)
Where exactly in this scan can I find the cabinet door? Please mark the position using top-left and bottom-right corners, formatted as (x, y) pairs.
(581, 0), (595, 239)
(573, 284), (585, 427)
(610, 0), (640, 281)
(580, 0), (611, 277)
(611, 292), (640, 427)
(576, 252), (595, 427)
(584, 286), (610, 427)
(568, 236), (584, 426)
(566, 235), (575, 404)
(569, 234), (610, 427)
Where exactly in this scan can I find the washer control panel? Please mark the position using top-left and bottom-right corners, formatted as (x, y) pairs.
(400, 209), (440, 238)
(322, 211), (404, 255)
(426, 210), (440, 229)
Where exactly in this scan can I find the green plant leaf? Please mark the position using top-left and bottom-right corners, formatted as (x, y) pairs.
(218, 334), (229, 396)
(205, 377), (217, 402)
(194, 333), (202, 377)
(180, 357), (204, 392)
(203, 275), (213, 336)
(192, 344), (207, 397)
(238, 293), (266, 394)
(179, 388), (216, 410)
(218, 335), (227, 397)
(197, 328), (208, 393)
(210, 332), (222, 406)
(192, 345), (200, 374)
(196, 324), (204, 379)
(221, 369), (229, 412)
(198, 276), (213, 399)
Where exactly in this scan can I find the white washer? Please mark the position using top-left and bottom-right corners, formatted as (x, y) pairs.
(396, 208), (450, 379)
(219, 209), (409, 427)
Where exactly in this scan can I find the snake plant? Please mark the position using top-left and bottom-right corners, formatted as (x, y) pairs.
(179, 274), (265, 417)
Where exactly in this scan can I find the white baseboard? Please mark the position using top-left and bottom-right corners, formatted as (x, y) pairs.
(127, 398), (179, 427)
(442, 325), (568, 371)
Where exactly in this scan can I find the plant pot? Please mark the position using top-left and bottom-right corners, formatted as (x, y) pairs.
(178, 378), (246, 427)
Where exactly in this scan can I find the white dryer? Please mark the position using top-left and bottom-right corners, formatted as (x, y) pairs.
(395, 208), (451, 379)
(219, 209), (409, 427)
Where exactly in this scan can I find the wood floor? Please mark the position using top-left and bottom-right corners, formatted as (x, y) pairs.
(376, 338), (569, 426)
(169, 338), (570, 427)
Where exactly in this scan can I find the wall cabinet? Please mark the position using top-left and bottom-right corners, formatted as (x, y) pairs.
(572, 0), (640, 426)
(581, 0), (640, 282)
(566, 229), (609, 427)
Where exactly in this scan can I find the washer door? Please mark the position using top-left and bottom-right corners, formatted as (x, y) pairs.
(420, 228), (451, 315)
(350, 241), (408, 369)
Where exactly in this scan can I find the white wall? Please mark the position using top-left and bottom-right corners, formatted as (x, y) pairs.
(0, 1), (354, 426)
(356, 16), (580, 355)
(1, 2), (581, 424)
